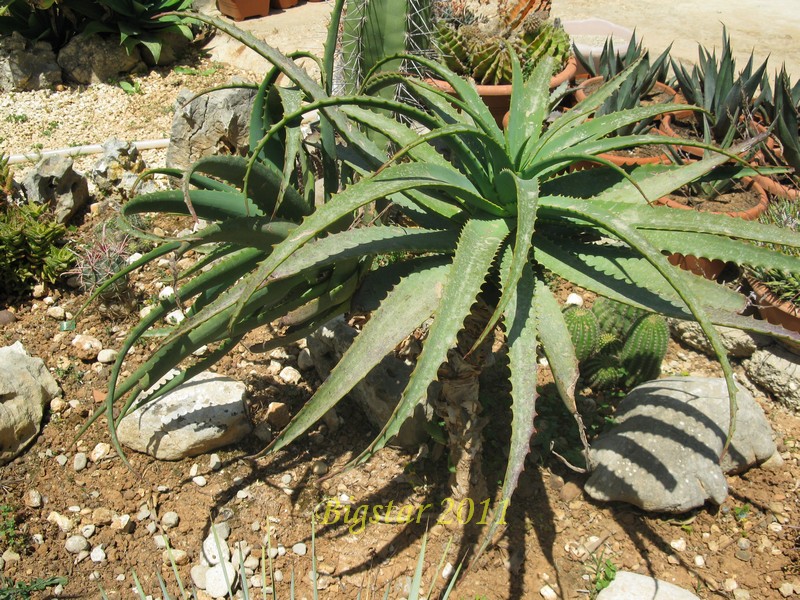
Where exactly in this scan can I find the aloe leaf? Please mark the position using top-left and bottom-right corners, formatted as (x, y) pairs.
(507, 56), (553, 165)
(349, 216), (511, 466)
(271, 226), (458, 281)
(122, 189), (263, 220)
(265, 259), (451, 456)
(473, 261), (539, 562)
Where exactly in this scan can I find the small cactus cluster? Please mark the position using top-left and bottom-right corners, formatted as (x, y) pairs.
(0, 153), (13, 205)
(434, 0), (570, 85)
(564, 297), (670, 391)
(0, 202), (75, 297)
(74, 228), (131, 301)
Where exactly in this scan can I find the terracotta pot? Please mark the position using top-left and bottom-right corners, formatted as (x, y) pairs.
(217, 0), (269, 20)
(657, 177), (768, 280)
(429, 55), (578, 127)
(753, 174), (799, 200)
(746, 276), (800, 344)
(659, 113), (774, 162)
(271, 0), (297, 9)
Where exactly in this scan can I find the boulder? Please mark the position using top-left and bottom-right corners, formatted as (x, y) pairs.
(306, 316), (432, 449)
(0, 342), (61, 465)
(668, 320), (768, 358)
(585, 377), (778, 513)
(57, 33), (144, 85)
(743, 345), (800, 411)
(596, 572), (700, 600)
(116, 371), (252, 460)
(21, 156), (89, 224)
(0, 32), (61, 92)
(165, 84), (255, 170)
(90, 138), (146, 198)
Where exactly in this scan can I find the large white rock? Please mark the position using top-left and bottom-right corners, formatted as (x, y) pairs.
(597, 571), (700, 600)
(585, 377), (778, 513)
(116, 371), (252, 460)
(0, 342), (61, 465)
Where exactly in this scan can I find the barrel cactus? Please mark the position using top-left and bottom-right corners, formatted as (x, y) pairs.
(433, 0), (570, 85)
(563, 305), (599, 362)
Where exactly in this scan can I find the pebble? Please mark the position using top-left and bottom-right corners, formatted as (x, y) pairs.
(190, 463), (199, 477)
(162, 511), (180, 529)
(209, 453), (222, 471)
(297, 348), (314, 370)
(33, 284), (46, 298)
(136, 506), (151, 521)
(97, 348), (118, 364)
(1, 549), (19, 562)
(127, 252), (143, 265)
(254, 422), (272, 443)
(65, 535), (90, 554)
(540, 585), (558, 600)
(724, 578), (739, 592)
(442, 562), (454, 580)
(779, 582), (795, 597)
(281, 473), (293, 485)
(559, 482), (582, 502)
(278, 545), (286, 557)
(163, 549), (189, 566)
(250, 521), (260, 532)
(693, 555), (705, 568)
(0, 310), (17, 325)
(56, 454), (68, 467)
(73, 453), (88, 472)
(24, 489), (42, 508)
(50, 398), (68, 413)
(274, 569), (284, 582)
(205, 562), (237, 598)
(268, 547), (279, 559)
(212, 522), (231, 540)
(193, 475), (208, 487)
(71, 334), (102, 361)
(735, 549), (752, 562)
(110, 514), (133, 533)
(667, 554), (680, 565)
(236, 489), (250, 500)
(146, 522), (157, 535)
(92, 507), (113, 526)
(90, 546), (106, 562)
(46, 306), (65, 320)
(166, 309), (185, 324)
(769, 522), (783, 533)
(243, 555), (260, 570)
(266, 402), (292, 428)
(47, 511), (74, 533)
(278, 367), (303, 384)
(737, 538), (751, 551)
(191, 564), (208, 589)
(154, 535), (169, 550)
(203, 535), (231, 565)
(89, 443), (110, 462)
(81, 524), (96, 539)
(159, 286), (175, 300)
(312, 460), (329, 476)
(292, 542), (307, 556)
(670, 538), (687, 552)
(565, 293), (584, 307)
(732, 590), (750, 600)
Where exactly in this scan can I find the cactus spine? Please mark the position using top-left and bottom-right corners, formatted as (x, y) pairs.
(563, 305), (599, 362)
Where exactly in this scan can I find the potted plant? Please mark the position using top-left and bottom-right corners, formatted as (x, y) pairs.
(431, 0), (576, 124)
(572, 36), (676, 167)
(746, 197), (800, 337)
(662, 28), (768, 161)
(73, 6), (800, 565)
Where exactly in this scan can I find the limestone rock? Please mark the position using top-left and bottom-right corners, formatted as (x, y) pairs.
(307, 316), (432, 448)
(90, 138), (146, 198)
(585, 377), (778, 513)
(597, 571), (700, 599)
(57, 33), (143, 84)
(116, 371), (252, 460)
(71, 334), (102, 361)
(743, 345), (800, 411)
(21, 156), (89, 224)
(0, 342), (60, 465)
(165, 85), (255, 170)
(669, 320), (768, 358)
(0, 32), (61, 92)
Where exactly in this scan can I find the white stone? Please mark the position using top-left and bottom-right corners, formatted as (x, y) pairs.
(71, 334), (102, 361)
(154, 534), (169, 550)
(110, 514), (133, 533)
(127, 252), (143, 265)
(596, 571), (700, 599)
(670, 538), (687, 552)
(693, 555), (705, 568)
(565, 293), (584, 307)
(47, 511), (74, 533)
(90, 545), (106, 562)
(724, 579), (738, 592)
(159, 286), (175, 300)
(297, 348), (314, 371)
(97, 349), (118, 364)
(292, 542), (307, 556)
(81, 524), (96, 539)
(203, 534), (231, 565)
(279, 366), (302, 385)
(46, 306), (66, 320)
(65, 535), (89, 554)
(540, 585), (558, 600)
(161, 511), (179, 529)
(163, 548), (188, 565)
(73, 452), (88, 471)
(441, 562), (455, 580)
(166, 309), (185, 325)
(193, 475), (207, 487)
(89, 443), (110, 462)
(209, 453), (222, 471)
(205, 561), (237, 598)
(116, 371), (252, 460)
(24, 489), (42, 508)
(312, 460), (329, 476)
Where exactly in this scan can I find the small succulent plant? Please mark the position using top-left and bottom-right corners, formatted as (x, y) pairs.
(564, 297), (670, 390)
(73, 227), (131, 301)
(433, 0), (570, 85)
(748, 197), (800, 306)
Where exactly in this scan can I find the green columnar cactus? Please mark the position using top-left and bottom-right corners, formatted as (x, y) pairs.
(563, 305), (599, 361)
(576, 299), (669, 391)
(619, 313), (670, 387)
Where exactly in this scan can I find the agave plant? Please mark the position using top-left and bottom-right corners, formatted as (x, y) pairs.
(671, 27), (768, 148)
(574, 34), (670, 84)
(76, 3), (800, 570)
(757, 66), (800, 183)
(433, 0), (570, 85)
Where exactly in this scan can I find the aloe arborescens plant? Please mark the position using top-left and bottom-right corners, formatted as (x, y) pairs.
(76, 4), (800, 569)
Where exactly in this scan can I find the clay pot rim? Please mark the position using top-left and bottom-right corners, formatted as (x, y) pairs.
(573, 76), (678, 105)
(427, 55), (578, 95)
